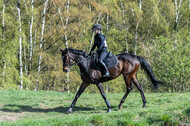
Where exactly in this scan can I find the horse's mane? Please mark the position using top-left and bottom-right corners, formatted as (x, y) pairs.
(68, 48), (88, 57)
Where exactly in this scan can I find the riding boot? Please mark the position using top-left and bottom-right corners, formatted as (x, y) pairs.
(99, 61), (110, 77)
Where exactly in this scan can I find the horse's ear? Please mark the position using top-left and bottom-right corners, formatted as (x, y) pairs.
(60, 48), (63, 52)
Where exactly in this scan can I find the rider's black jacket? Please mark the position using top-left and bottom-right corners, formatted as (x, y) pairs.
(90, 33), (107, 53)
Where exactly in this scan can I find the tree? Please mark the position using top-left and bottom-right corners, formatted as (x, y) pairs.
(36, 0), (49, 91)
(17, 0), (23, 89)
(28, 0), (34, 77)
(2, 0), (6, 77)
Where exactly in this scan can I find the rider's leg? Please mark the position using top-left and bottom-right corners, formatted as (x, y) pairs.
(98, 51), (110, 77)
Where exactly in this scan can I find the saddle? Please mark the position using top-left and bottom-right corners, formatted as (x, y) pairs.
(91, 52), (118, 71)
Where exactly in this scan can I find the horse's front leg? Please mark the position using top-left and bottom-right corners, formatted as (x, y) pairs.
(96, 82), (111, 113)
(68, 82), (89, 113)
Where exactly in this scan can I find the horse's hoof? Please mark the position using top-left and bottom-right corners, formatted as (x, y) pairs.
(142, 105), (146, 108)
(118, 104), (123, 109)
(107, 109), (111, 113)
(67, 108), (73, 113)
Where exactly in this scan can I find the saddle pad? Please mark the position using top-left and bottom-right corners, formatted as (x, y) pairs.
(91, 54), (118, 70)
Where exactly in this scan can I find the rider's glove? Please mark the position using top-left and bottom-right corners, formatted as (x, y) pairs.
(89, 51), (92, 56)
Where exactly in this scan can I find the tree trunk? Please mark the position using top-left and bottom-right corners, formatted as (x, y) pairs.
(174, 0), (183, 47)
(120, 0), (128, 53)
(2, 1), (6, 77)
(28, 0), (34, 76)
(24, 45), (27, 73)
(57, 6), (65, 92)
(35, 0), (49, 91)
(65, 0), (69, 48)
(33, 27), (37, 55)
(105, 13), (109, 93)
(65, 0), (70, 93)
(134, 0), (142, 55)
(105, 13), (109, 37)
(17, 0), (23, 89)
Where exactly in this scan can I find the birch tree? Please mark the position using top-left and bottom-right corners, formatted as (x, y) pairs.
(65, 0), (70, 93)
(28, 0), (34, 76)
(2, 1), (6, 77)
(17, 0), (23, 89)
(174, 0), (183, 46)
(134, 0), (142, 55)
(36, 0), (49, 90)
(120, 0), (128, 53)
(105, 13), (109, 37)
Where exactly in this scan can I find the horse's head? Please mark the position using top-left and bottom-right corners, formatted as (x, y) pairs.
(60, 48), (75, 72)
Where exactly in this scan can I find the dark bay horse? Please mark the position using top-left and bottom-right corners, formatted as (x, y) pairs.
(60, 48), (161, 113)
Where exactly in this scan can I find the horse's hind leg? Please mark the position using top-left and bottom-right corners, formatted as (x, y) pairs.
(68, 81), (89, 113)
(132, 76), (146, 107)
(118, 75), (132, 109)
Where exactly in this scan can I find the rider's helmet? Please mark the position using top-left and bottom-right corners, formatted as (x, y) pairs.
(92, 24), (102, 31)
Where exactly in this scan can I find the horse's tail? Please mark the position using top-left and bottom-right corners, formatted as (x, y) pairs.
(137, 56), (161, 89)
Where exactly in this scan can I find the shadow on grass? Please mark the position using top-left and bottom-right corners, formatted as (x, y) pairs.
(0, 104), (95, 114)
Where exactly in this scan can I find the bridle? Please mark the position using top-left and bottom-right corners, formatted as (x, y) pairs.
(62, 49), (75, 69)
(62, 55), (75, 67)
(62, 49), (92, 70)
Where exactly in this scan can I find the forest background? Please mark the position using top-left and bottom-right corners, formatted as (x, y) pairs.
(0, 0), (189, 93)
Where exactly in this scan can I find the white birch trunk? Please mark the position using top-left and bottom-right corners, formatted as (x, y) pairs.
(134, 0), (142, 55)
(35, 0), (49, 91)
(33, 27), (37, 55)
(89, 2), (92, 12)
(24, 45), (27, 73)
(105, 13), (109, 93)
(120, 0), (128, 53)
(28, 0), (34, 76)
(174, 0), (183, 46)
(65, 0), (69, 48)
(57, 6), (66, 92)
(58, 7), (64, 26)
(105, 14), (109, 37)
(2, 2), (6, 76)
(17, 0), (23, 89)
(65, 0), (70, 93)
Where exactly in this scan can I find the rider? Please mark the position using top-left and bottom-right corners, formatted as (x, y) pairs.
(89, 24), (110, 77)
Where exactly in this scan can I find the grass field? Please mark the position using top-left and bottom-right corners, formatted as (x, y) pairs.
(0, 90), (189, 126)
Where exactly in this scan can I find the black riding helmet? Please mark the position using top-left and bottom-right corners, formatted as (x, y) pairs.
(92, 24), (102, 31)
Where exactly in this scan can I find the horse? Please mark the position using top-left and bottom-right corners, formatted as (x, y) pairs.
(60, 48), (161, 113)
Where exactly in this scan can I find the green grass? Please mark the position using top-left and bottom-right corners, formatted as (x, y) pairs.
(0, 90), (189, 126)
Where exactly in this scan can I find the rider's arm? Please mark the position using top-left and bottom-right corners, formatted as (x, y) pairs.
(90, 42), (96, 52)
(96, 35), (105, 53)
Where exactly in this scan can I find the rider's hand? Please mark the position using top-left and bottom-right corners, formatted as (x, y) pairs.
(89, 51), (92, 56)
(92, 52), (96, 56)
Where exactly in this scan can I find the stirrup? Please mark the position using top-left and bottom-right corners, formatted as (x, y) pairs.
(103, 72), (110, 77)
